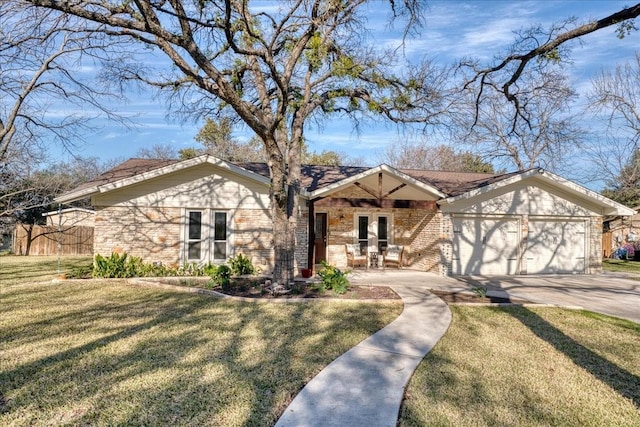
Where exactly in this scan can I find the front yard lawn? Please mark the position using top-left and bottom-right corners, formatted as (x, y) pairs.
(602, 258), (640, 275)
(3, 256), (639, 426)
(0, 260), (401, 426)
(399, 306), (640, 426)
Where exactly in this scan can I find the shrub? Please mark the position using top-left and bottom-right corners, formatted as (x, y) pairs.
(471, 286), (487, 298)
(228, 253), (256, 275)
(94, 253), (138, 278)
(210, 264), (232, 290)
(317, 261), (350, 295)
(93, 253), (209, 278)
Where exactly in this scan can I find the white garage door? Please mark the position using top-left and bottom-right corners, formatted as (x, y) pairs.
(526, 220), (585, 274)
(453, 218), (519, 275)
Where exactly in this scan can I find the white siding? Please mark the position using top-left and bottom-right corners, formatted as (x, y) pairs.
(444, 180), (600, 217)
(93, 163), (270, 209)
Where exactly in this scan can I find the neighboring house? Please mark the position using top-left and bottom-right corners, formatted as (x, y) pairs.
(43, 207), (96, 227)
(603, 205), (640, 258)
(55, 155), (634, 276)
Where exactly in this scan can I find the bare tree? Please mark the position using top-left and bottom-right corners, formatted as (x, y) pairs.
(457, 69), (584, 172)
(589, 52), (640, 144)
(581, 52), (640, 190)
(379, 140), (495, 173)
(136, 143), (179, 160)
(0, 1), (130, 163)
(453, 5), (639, 173)
(27, 0), (451, 283)
(601, 148), (640, 207)
(465, 3), (640, 122)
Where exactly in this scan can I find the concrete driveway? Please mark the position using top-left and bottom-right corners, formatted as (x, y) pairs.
(456, 273), (640, 324)
(349, 270), (640, 324)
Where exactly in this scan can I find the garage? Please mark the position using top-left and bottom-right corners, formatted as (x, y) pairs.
(526, 219), (586, 274)
(452, 217), (519, 275)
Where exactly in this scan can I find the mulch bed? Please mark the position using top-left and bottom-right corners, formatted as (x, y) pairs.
(214, 282), (401, 300)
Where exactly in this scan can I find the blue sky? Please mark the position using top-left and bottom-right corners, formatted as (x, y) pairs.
(50, 0), (639, 181)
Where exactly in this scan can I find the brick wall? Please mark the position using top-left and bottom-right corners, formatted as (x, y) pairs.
(94, 205), (311, 274)
(318, 205), (442, 272)
(94, 205), (182, 265)
(233, 209), (274, 273)
(589, 216), (603, 273)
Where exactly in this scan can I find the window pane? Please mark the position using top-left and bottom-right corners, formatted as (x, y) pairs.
(188, 212), (202, 240)
(358, 216), (368, 240)
(214, 242), (226, 260)
(378, 217), (388, 240)
(188, 241), (201, 260)
(214, 212), (227, 240)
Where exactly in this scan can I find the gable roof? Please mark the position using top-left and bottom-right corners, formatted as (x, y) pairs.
(60, 156), (507, 203)
(56, 156), (269, 203)
(307, 164), (447, 199)
(438, 168), (636, 216)
(56, 156), (634, 217)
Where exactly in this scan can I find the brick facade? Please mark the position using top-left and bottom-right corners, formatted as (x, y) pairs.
(316, 203), (443, 273)
(589, 216), (603, 273)
(233, 209), (274, 272)
(94, 204), (313, 274)
(94, 206), (182, 264)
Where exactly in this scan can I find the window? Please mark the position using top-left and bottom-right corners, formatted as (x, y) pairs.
(358, 216), (369, 255)
(187, 211), (203, 261)
(378, 216), (388, 253)
(213, 211), (227, 260)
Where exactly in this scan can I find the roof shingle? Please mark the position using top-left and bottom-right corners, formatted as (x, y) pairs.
(75, 157), (517, 198)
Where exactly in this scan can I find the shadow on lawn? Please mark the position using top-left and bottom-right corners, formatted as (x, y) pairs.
(510, 307), (640, 408)
(1, 281), (398, 425)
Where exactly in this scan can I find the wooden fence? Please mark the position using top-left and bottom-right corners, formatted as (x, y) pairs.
(13, 224), (93, 256)
(602, 231), (613, 258)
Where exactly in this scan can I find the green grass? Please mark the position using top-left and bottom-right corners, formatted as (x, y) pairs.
(0, 257), (402, 426)
(602, 258), (640, 275)
(0, 255), (93, 284)
(399, 306), (640, 426)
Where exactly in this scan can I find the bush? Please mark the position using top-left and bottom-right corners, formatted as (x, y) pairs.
(93, 252), (209, 278)
(209, 264), (232, 290)
(228, 253), (256, 275)
(93, 253), (139, 278)
(316, 261), (350, 295)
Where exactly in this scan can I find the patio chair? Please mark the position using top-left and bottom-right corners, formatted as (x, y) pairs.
(383, 245), (404, 269)
(346, 243), (368, 269)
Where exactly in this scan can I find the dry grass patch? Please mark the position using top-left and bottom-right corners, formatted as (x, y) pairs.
(0, 278), (401, 426)
(399, 306), (640, 426)
(0, 255), (93, 285)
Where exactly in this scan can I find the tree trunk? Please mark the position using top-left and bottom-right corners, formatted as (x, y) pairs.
(23, 224), (33, 256)
(269, 168), (299, 285)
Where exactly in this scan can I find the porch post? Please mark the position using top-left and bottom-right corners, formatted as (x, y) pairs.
(307, 199), (315, 270)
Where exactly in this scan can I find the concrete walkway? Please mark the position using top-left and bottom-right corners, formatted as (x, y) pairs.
(275, 285), (451, 427)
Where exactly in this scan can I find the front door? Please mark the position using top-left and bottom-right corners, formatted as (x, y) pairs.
(314, 213), (327, 264)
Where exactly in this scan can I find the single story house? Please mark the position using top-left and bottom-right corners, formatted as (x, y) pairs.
(56, 155), (634, 276)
